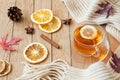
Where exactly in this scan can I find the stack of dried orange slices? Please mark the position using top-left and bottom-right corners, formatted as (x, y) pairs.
(31, 9), (61, 33)
(23, 42), (48, 64)
(0, 59), (12, 76)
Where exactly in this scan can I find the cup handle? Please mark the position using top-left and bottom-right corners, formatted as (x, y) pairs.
(93, 45), (100, 58)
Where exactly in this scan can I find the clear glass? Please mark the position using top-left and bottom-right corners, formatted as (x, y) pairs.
(73, 21), (110, 61)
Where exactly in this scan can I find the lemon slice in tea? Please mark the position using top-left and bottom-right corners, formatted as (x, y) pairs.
(31, 9), (53, 24)
(23, 42), (48, 64)
(0, 61), (12, 77)
(39, 16), (61, 33)
(0, 59), (6, 74)
(80, 25), (97, 39)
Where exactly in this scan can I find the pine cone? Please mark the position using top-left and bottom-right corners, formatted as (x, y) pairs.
(8, 6), (23, 21)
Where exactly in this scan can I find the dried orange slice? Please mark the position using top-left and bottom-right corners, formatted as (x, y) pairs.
(0, 61), (12, 77)
(39, 16), (61, 33)
(0, 59), (6, 74)
(23, 42), (48, 64)
(80, 25), (97, 39)
(31, 9), (53, 24)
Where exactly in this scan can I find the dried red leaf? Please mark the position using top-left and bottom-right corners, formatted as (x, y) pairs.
(95, 1), (115, 18)
(110, 53), (120, 73)
(0, 34), (21, 51)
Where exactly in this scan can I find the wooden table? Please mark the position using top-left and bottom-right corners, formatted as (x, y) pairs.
(0, 0), (119, 80)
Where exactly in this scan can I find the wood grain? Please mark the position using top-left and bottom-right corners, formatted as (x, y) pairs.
(0, 0), (15, 80)
(8, 0), (34, 79)
(52, 0), (71, 65)
(0, 0), (119, 80)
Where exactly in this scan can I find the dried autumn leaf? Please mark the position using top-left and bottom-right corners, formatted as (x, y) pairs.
(110, 53), (120, 73)
(0, 34), (21, 51)
(95, 1), (115, 18)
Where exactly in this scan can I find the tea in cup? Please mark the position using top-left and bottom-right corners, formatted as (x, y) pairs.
(74, 22), (109, 60)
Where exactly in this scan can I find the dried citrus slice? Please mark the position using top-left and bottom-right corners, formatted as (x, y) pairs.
(39, 16), (61, 33)
(31, 9), (53, 24)
(0, 59), (6, 74)
(0, 61), (12, 77)
(80, 25), (97, 39)
(23, 42), (48, 64)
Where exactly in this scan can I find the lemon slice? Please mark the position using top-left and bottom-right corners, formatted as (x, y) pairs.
(23, 42), (48, 64)
(0, 61), (12, 77)
(31, 9), (53, 24)
(39, 16), (61, 33)
(0, 59), (6, 74)
(80, 25), (97, 39)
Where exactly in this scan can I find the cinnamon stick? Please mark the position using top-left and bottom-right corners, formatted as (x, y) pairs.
(40, 34), (60, 49)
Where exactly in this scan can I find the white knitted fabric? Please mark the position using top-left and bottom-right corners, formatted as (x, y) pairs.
(66, 62), (115, 80)
(106, 24), (120, 43)
(15, 58), (120, 80)
(63, 0), (99, 23)
(15, 59), (69, 80)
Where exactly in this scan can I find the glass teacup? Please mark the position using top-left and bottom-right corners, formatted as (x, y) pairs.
(74, 22), (110, 60)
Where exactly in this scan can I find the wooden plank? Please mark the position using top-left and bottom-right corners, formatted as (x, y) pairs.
(0, 0), (15, 80)
(33, 0), (52, 64)
(52, 0), (71, 64)
(8, 0), (34, 79)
